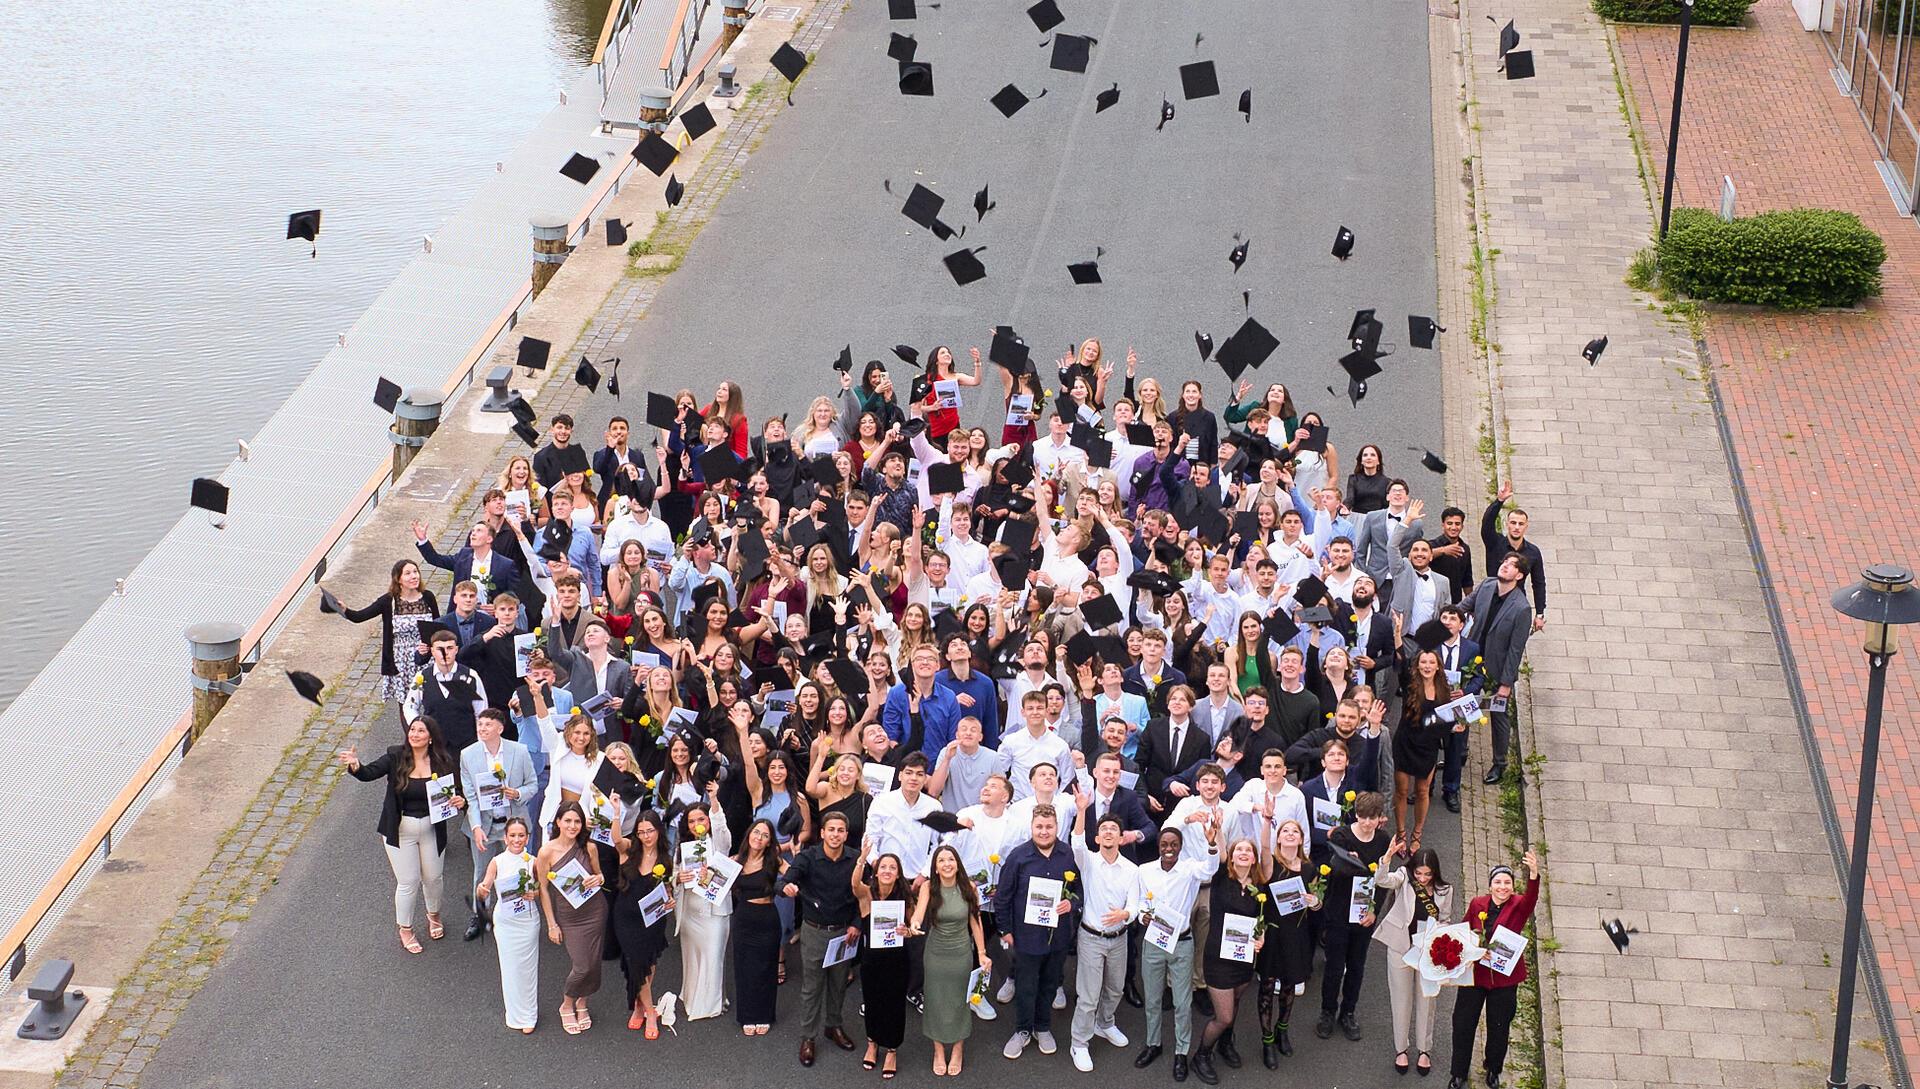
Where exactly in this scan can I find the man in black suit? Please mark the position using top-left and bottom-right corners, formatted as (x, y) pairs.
(1138, 685), (1215, 818)
(1123, 629), (1188, 717)
(1341, 574), (1400, 692)
(590, 416), (656, 512)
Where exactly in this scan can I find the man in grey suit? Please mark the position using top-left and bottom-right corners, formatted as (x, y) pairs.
(1190, 662), (1245, 748)
(1388, 533), (1453, 660)
(1464, 553), (1536, 784)
(1355, 482), (1425, 598)
(460, 708), (538, 940)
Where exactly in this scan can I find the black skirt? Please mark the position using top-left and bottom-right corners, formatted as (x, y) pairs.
(610, 874), (671, 1005)
(734, 899), (782, 1025)
(862, 945), (910, 1048)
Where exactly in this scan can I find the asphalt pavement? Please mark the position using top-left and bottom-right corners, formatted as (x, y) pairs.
(142, 0), (1447, 1085)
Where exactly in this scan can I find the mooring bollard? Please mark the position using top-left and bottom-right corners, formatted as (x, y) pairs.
(530, 213), (571, 299)
(186, 621), (246, 743)
(388, 388), (443, 483)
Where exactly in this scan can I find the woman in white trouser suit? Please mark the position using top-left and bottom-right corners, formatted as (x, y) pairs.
(675, 785), (734, 1020)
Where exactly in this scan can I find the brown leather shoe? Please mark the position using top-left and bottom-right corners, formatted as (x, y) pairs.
(800, 1037), (817, 1066)
(825, 1027), (856, 1051)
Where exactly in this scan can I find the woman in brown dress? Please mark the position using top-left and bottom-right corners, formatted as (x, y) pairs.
(538, 801), (608, 1034)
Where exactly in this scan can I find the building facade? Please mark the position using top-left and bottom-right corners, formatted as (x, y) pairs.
(1818, 0), (1920, 208)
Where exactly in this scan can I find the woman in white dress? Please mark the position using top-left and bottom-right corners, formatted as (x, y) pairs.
(674, 783), (734, 1020)
(473, 817), (541, 1032)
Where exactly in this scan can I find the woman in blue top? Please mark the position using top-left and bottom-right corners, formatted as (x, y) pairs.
(746, 745), (810, 981)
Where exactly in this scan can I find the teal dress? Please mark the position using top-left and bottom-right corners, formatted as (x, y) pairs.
(920, 888), (977, 1043)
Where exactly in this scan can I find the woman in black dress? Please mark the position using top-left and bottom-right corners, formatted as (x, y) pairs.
(1345, 444), (1391, 514)
(1394, 650), (1451, 854)
(1197, 836), (1269, 1084)
(1258, 819), (1319, 1066)
(611, 810), (672, 1037)
(855, 848), (910, 1078)
(732, 817), (786, 1034)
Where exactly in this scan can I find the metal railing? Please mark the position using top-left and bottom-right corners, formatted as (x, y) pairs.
(596, 0), (647, 109)
(660, 0), (714, 92)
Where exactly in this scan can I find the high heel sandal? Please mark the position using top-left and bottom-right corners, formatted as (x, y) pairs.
(882, 1050), (897, 1079)
(575, 1004), (592, 1031)
(645, 1010), (661, 1040)
(425, 912), (445, 940)
(397, 925), (423, 954)
(561, 1005), (582, 1035)
(863, 1043), (878, 1070)
(630, 1001), (647, 1031)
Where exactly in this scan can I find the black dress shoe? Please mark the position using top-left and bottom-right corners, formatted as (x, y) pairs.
(1443, 792), (1461, 814)
(799, 1038), (816, 1067)
(1482, 765), (1505, 785)
(1261, 1038), (1278, 1069)
(1447, 1078), (1465, 1089)
(825, 1026), (856, 1050)
(1215, 1029), (1241, 1068)
(1134, 1044), (1163, 1068)
(1172, 1054), (1189, 1083)
(1277, 1027), (1293, 1056)
(1125, 980), (1145, 1008)
(1192, 1046), (1219, 1086)
(463, 914), (487, 941)
(1339, 1013), (1363, 1041)
(1484, 1071), (1501, 1089)
(1314, 1012), (1336, 1039)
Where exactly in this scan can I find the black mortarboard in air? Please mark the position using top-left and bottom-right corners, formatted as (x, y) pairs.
(999, 518), (1037, 557)
(1216, 317), (1279, 377)
(1127, 569), (1179, 597)
(319, 587), (345, 615)
(665, 175), (685, 206)
(634, 133), (677, 176)
(1498, 20), (1520, 59)
(560, 152), (600, 184)
(944, 247), (987, 285)
(190, 478), (229, 515)
(1232, 509), (1260, 543)
(559, 445), (590, 476)
(1263, 612), (1300, 647)
(1050, 34), (1093, 73)
(737, 526), (772, 582)
(777, 804), (805, 840)
(927, 461), (964, 495)
(887, 0), (915, 17)
(806, 454), (844, 488)
(1583, 335), (1608, 364)
(606, 361), (621, 399)
(771, 41), (810, 80)
(1080, 593), (1123, 631)
(990, 326), (1030, 372)
(517, 337), (551, 372)
(1125, 422), (1154, 445)
(287, 669), (326, 705)
(1409, 315), (1443, 349)
(899, 60), (935, 96)
(645, 391), (681, 431)
(1000, 457), (1035, 487)
(680, 101), (716, 140)
(286, 209), (321, 242)
(373, 377), (402, 414)
(903, 184), (944, 230)
(1339, 349), (1384, 386)
(606, 218), (628, 246)
(1028, 0), (1064, 31)
(1065, 630), (1101, 667)
(1194, 330), (1215, 361)
(512, 421), (541, 447)
(1348, 308), (1379, 345)
(994, 550), (1031, 589)
(1067, 258), (1102, 285)
(892, 344), (921, 368)
(699, 446), (742, 484)
(833, 345), (854, 373)
(1299, 605), (1335, 625)
(1332, 225), (1355, 259)
(1238, 88), (1251, 121)
(1411, 618), (1449, 651)
(1603, 918), (1637, 953)
(1157, 98), (1175, 130)
(1504, 50), (1534, 80)
(575, 357), (602, 393)
(1421, 450), (1448, 474)
(888, 32), (918, 61)
(1096, 83), (1120, 112)
(974, 185), (994, 221)
(1179, 60), (1219, 100)
(919, 809), (965, 834)
(991, 83), (1037, 118)
(1293, 574), (1327, 608)
(1229, 236), (1249, 272)
(507, 395), (537, 426)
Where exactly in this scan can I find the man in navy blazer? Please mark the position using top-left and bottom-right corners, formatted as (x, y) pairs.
(1080, 751), (1155, 861)
(1122, 629), (1187, 717)
(1465, 554), (1536, 785)
(412, 519), (521, 606)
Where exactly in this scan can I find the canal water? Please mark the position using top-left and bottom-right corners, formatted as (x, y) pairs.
(0, 0), (609, 710)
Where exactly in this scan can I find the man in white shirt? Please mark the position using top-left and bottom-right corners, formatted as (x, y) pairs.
(599, 495), (674, 569)
(928, 716), (1011, 813)
(905, 516), (965, 620)
(1008, 762), (1079, 841)
(1268, 508), (1319, 590)
(1068, 792), (1143, 1071)
(1001, 642), (1061, 716)
(1227, 749), (1310, 861)
(1188, 553), (1241, 647)
(999, 692), (1076, 802)
(1135, 821), (1220, 1078)
(1235, 556), (1290, 619)
(936, 503), (991, 589)
(1032, 412), (1088, 480)
(1319, 538), (1361, 607)
(867, 752), (942, 879)
(1038, 520), (1093, 591)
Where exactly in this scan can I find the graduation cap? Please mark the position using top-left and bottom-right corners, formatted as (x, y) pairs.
(771, 40), (809, 80)
(902, 184), (945, 230)
(1409, 315), (1443, 349)
(1125, 422), (1154, 445)
(606, 218), (629, 247)
(778, 804), (805, 840)
(991, 83), (1040, 118)
(508, 396), (537, 426)
(318, 587), (345, 615)
(1065, 630), (1101, 667)
(1000, 457), (1035, 488)
(512, 421), (541, 447)
(1420, 450), (1448, 474)
(1582, 335), (1608, 365)
(1411, 618), (1449, 651)
(190, 477), (229, 515)
(699, 446), (743, 484)
(806, 454), (844, 488)
(898, 60), (935, 96)
(993, 551), (1032, 589)
(517, 337), (551, 372)
(887, 31), (919, 62)
(645, 391), (681, 432)
(679, 101), (717, 140)
(892, 344), (921, 368)
(575, 357), (602, 393)
(665, 174), (685, 207)
(286, 209), (322, 243)
(1263, 611), (1300, 646)
(825, 656), (867, 695)
(1297, 423), (1329, 454)
(1299, 605), (1334, 625)
(1095, 83), (1120, 112)
(633, 132), (677, 176)
(560, 152), (601, 184)
(1348, 307), (1379, 346)
(1194, 506), (1230, 544)
(832, 345), (854, 373)
(1003, 492), (1037, 515)
(999, 518), (1037, 556)
(418, 620), (451, 645)
(693, 753), (730, 792)
(1067, 255), (1102, 285)
(1293, 574), (1327, 607)
(286, 669), (326, 705)
(1505, 49), (1535, 79)
(1157, 98), (1175, 130)
(606, 360), (621, 399)
(1339, 349), (1384, 386)
(974, 185), (994, 221)
(1082, 434), (1113, 468)
(1216, 317), (1279, 377)
(1237, 87), (1251, 121)
(927, 461), (964, 495)
(1229, 235), (1249, 272)
(1126, 569), (1179, 597)
(1080, 592), (1123, 631)
(1050, 34), (1094, 73)
(1498, 19), (1520, 59)
(1179, 59), (1219, 99)
(989, 326), (1031, 372)
(887, 0), (915, 17)
(373, 377), (402, 414)
(919, 810), (965, 834)
(1332, 225), (1356, 260)
(559, 444), (591, 476)
(1027, 0), (1064, 31)
(1232, 509), (1260, 542)
(1603, 918), (1638, 953)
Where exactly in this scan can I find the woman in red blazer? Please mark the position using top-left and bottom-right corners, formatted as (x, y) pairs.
(1448, 850), (1540, 1089)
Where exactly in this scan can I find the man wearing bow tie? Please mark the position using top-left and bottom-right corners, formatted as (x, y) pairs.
(1390, 537), (1452, 661)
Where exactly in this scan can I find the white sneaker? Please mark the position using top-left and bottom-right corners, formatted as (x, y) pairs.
(1071, 1045), (1094, 1072)
(1036, 1030), (1059, 1054)
(1098, 1024), (1129, 1048)
(996, 977), (1017, 1004)
(1053, 987), (1068, 1010)
(1003, 1031), (1032, 1059)
(972, 999), (998, 1021)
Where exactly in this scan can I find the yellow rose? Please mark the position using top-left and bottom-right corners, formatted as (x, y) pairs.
(1319, 865), (1332, 876)
(640, 715), (653, 726)
(988, 853), (1001, 865)
(1368, 862), (1378, 873)
(547, 871), (561, 881)
(625, 635), (635, 645)
(1064, 870), (1077, 882)
(969, 995), (981, 1005)
(1473, 656), (1483, 664)
(533, 627), (542, 636)
(1344, 790), (1356, 803)
(652, 864), (667, 878)
(1256, 893), (1268, 903)
(1350, 613), (1359, 623)
(1478, 911), (1488, 922)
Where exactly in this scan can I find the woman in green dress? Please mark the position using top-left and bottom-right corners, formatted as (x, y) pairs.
(908, 844), (992, 1077)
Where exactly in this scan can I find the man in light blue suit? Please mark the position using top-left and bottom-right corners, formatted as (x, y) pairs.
(460, 708), (537, 941)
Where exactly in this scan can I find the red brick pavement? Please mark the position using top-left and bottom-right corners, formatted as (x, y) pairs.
(1618, 0), (1920, 1076)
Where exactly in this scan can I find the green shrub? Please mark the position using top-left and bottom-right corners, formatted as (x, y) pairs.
(1656, 207), (1885, 309)
(1591, 0), (1754, 26)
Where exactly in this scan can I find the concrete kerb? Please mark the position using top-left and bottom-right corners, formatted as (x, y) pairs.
(23, 2), (827, 1086)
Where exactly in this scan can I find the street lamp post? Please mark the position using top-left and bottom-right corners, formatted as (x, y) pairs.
(1657, 0), (1695, 240)
(1826, 563), (1920, 1089)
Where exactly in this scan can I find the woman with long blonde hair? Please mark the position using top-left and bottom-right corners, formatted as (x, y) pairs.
(1134, 376), (1169, 427)
(1197, 836), (1271, 1079)
(796, 395), (843, 457)
(495, 455), (541, 518)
